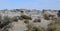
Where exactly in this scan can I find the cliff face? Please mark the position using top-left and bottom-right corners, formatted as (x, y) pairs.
(0, 9), (60, 31)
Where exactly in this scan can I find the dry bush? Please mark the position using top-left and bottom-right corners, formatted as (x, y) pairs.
(20, 10), (24, 13)
(33, 19), (41, 23)
(47, 19), (60, 31)
(47, 24), (58, 31)
(20, 15), (32, 20)
(26, 24), (45, 31)
(24, 20), (29, 24)
(0, 16), (11, 28)
(44, 14), (50, 20)
(0, 16), (13, 31)
(11, 16), (18, 22)
(19, 16), (23, 20)
(31, 26), (45, 31)
(57, 10), (60, 17)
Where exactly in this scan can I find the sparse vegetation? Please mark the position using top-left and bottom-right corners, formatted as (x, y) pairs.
(20, 15), (32, 20)
(0, 15), (13, 31)
(33, 19), (41, 23)
(44, 14), (50, 20)
(19, 16), (23, 20)
(24, 20), (29, 24)
(47, 19), (60, 31)
(47, 25), (57, 31)
(0, 9), (60, 31)
(26, 24), (45, 31)
(0, 16), (11, 28)
(31, 26), (45, 31)
(26, 24), (33, 30)
(57, 10), (60, 17)
(11, 16), (18, 22)
(20, 10), (24, 13)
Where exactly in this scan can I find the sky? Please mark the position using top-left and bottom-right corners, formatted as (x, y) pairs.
(0, 0), (60, 10)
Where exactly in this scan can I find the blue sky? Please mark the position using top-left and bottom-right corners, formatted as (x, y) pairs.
(0, 0), (60, 10)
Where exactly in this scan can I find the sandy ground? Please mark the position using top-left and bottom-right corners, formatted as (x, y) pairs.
(9, 20), (27, 31)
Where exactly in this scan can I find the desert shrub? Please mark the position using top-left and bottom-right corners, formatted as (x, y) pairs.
(1, 23), (12, 31)
(52, 19), (60, 24)
(3, 16), (11, 22)
(24, 20), (29, 24)
(18, 16), (24, 20)
(48, 15), (55, 20)
(20, 15), (32, 20)
(26, 24), (45, 31)
(42, 9), (45, 13)
(31, 27), (40, 31)
(44, 14), (50, 20)
(0, 15), (2, 20)
(33, 19), (41, 23)
(47, 24), (60, 31)
(47, 20), (60, 31)
(0, 15), (3, 28)
(26, 24), (33, 30)
(49, 15), (54, 17)
(57, 10), (60, 17)
(0, 15), (2, 24)
(11, 16), (18, 22)
(20, 10), (24, 13)
(0, 16), (13, 31)
(31, 26), (45, 31)
(0, 16), (11, 28)
(0, 21), (10, 28)
(14, 16), (23, 20)
(16, 9), (20, 11)
(47, 25), (58, 31)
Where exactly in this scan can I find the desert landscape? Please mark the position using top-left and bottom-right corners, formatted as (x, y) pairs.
(0, 9), (60, 31)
